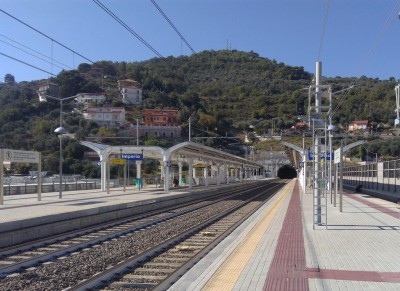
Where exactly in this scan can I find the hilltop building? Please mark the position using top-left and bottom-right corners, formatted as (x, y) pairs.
(83, 107), (126, 127)
(75, 93), (106, 107)
(37, 82), (58, 102)
(348, 120), (371, 133)
(140, 109), (181, 138)
(118, 79), (143, 105)
(143, 109), (179, 126)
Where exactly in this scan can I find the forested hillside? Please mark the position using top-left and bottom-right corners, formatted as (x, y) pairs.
(0, 50), (398, 176)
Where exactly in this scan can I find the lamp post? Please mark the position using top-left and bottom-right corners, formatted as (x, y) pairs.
(46, 94), (76, 199)
(54, 126), (67, 199)
(45, 95), (77, 128)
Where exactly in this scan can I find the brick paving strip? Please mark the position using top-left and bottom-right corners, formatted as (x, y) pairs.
(344, 193), (399, 219)
(263, 180), (309, 290)
(264, 181), (400, 291)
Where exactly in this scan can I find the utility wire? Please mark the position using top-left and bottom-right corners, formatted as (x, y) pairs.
(0, 8), (94, 64)
(332, 0), (400, 117)
(356, 0), (400, 77)
(317, 0), (331, 61)
(0, 34), (73, 69)
(0, 52), (56, 76)
(0, 38), (69, 70)
(92, 0), (163, 58)
(150, 0), (195, 54)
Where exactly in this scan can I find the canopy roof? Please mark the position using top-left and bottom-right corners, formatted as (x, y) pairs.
(80, 141), (261, 168)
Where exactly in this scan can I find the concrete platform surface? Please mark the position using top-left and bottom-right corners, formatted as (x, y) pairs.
(1, 179), (399, 290)
(170, 179), (400, 291)
(0, 183), (239, 248)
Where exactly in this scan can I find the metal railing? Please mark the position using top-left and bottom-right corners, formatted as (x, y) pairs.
(342, 159), (400, 193)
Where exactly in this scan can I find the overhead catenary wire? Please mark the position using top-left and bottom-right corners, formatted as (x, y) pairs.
(356, 0), (400, 77)
(92, 0), (163, 58)
(0, 33), (73, 69)
(0, 8), (94, 64)
(0, 52), (56, 77)
(332, 0), (400, 117)
(0, 37), (70, 71)
(150, 0), (195, 54)
(317, 0), (331, 61)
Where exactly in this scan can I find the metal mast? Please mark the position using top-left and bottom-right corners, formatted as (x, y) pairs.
(308, 62), (331, 228)
(395, 85), (400, 127)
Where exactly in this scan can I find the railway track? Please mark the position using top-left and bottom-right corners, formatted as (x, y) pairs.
(0, 182), (264, 273)
(0, 180), (285, 291)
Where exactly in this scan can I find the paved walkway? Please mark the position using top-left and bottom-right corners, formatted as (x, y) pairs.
(170, 179), (400, 291)
(1, 180), (399, 290)
(0, 184), (181, 224)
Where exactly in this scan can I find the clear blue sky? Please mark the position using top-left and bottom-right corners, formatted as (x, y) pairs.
(1, 0), (400, 82)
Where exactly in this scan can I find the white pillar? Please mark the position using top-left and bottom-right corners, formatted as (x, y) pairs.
(106, 160), (110, 194)
(178, 162), (183, 187)
(164, 160), (170, 193)
(217, 164), (221, 185)
(234, 167), (238, 183)
(100, 156), (107, 191)
(188, 158), (193, 189)
(123, 162), (126, 192)
(204, 162), (209, 187)
(136, 160), (142, 189)
(38, 152), (42, 201)
(226, 164), (230, 184)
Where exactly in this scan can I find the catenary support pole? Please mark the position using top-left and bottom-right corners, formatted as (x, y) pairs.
(314, 61), (322, 224)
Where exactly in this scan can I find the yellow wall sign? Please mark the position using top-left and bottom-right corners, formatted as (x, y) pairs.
(111, 158), (125, 165)
(193, 164), (206, 168)
(195, 169), (203, 177)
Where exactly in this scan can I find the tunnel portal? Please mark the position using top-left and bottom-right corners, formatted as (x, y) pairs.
(277, 165), (297, 179)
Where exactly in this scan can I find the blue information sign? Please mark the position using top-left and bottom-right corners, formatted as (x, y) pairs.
(121, 153), (143, 161)
(308, 151), (334, 161)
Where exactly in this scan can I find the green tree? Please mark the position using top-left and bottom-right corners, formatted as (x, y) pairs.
(4, 73), (16, 84)
(77, 63), (92, 73)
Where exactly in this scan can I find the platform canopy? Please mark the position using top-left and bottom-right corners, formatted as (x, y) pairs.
(80, 140), (261, 168)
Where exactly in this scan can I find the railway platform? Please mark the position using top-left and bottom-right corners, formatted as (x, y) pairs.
(0, 179), (399, 290)
(170, 179), (400, 291)
(0, 183), (241, 248)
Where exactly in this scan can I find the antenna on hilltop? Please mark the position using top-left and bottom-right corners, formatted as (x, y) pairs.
(226, 39), (231, 51)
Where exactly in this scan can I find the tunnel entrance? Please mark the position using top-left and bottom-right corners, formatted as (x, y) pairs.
(277, 165), (297, 179)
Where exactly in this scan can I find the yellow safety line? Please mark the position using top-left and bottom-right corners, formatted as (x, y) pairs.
(201, 180), (295, 291)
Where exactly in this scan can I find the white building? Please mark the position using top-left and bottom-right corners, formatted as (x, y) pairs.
(75, 93), (106, 107)
(121, 86), (143, 105)
(118, 79), (143, 105)
(37, 82), (58, 102)
(83, 107), (126, 127)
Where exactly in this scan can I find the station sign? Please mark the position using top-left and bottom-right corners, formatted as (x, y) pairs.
(308, 151), (334, 161)
(110, 158), (125, 165)
(121, 153), (143, 161)
(193, 164), (206, 168)
(2, 149), (39, 163)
